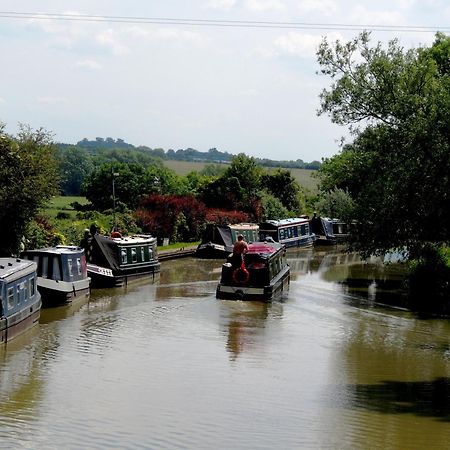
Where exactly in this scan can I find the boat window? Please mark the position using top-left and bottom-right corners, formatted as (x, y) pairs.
(121, 248), (127, 264)
(30, 277), (35, 297)
(7, 287), (15, 311)
(279, 228), (285, 240)
(131, 248), (137, 263)
(18, 281), (26, 305)
(24, 279), (28, 302)
(53, 257), (61, 281)
(141, 247), (145, 262)
(68, 259), (74, 278)
(148, 246), (153, 260)
(41, 256), (48, 278)
(76, 258), (82, 276)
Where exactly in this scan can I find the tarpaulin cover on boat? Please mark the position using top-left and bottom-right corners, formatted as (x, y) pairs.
(217, 226), (233, 249)
(91, 234), (121, 271)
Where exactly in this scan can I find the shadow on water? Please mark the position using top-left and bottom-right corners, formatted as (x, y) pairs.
(346, 378), (450, 421)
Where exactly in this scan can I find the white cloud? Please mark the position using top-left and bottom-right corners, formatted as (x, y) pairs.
(0, 97), (6, 104)
(96, 29), (129, 55)
(297, 0), (338, 16)
(206, 0), (237, 10)
(349, 5), (406, 26)
(244, 0), (286, 12)
(36, 96), (68, 105)
(75, 60), (102, 70)
(274, 32), (343, 58)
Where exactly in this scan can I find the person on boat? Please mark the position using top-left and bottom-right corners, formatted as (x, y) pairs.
(231, 234), (248, 268)
(79, 229), (91, 248)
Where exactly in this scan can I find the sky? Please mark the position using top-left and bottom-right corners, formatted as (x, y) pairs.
(0, 1), (448, 162)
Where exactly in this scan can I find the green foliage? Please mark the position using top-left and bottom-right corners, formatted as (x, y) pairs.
(314, 188), (355, 220)
(407, 245), (450, 314)
(259, 192), (292, 221)
(262, 168), (302, 211)
(56, 146), (93, 195)
(317, 32), (450, 258)
(0, 124), (59, 255)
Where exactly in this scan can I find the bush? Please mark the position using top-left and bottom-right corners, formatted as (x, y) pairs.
(407, 245), (450, 315)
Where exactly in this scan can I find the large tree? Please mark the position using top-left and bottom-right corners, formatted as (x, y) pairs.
(0, 124), (59, 255)
(316, 32), (450, 257)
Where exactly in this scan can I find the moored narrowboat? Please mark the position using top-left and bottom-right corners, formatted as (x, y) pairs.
(258, 217), (316, 248)
(0, 258), (41, 343)
(83, 233), (160, 287)
(310, 215), (338, 245)
(216, 241), (290, 301)
(21, 246), (90, 306)
(196, 223), (259, 259)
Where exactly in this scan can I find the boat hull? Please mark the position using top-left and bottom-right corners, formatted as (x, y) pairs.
(195, 243), (230, 259)
(216, 266), (290, 301)
(0, 297), (41, 344)
(87, 262), (161, 288)
(37, 277), (91, 306)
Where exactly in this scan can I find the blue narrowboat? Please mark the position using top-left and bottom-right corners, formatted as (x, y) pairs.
(216, 241), (290, 301)
(21, 246), (91, 306)
(0, 258), (41, 343)
(258, 217), (316, 248)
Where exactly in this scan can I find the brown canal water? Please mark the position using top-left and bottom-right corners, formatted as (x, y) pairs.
(0, 248), (450, 449)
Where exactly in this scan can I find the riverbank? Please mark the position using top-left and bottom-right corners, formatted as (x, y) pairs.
(158, 244), (198, 260)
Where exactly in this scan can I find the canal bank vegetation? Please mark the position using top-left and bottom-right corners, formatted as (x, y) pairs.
(0, 124), (320, 256)
(316, 31), (450, 312)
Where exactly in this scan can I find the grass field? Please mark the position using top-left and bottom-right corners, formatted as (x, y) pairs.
(44, 196), (89, 218)
(164, 160), (319, 192)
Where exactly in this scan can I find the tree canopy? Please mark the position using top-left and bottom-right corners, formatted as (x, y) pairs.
(0, 124), (59, 255)
(317, 32), (450, 257)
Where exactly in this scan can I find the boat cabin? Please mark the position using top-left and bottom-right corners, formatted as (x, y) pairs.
(21, 246), (90, 305)
(0, 258), (41, 343)
(196, 223), (259, 259)
(84, 233), (160, 287)
(259, 217), (316, 248)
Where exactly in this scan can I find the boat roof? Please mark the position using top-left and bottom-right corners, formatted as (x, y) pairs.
(260, 217), (309, 227)
(0, 258), (37, 282)
(229, 223), (259, 230)
(23, 246), (84, 256)
(247, 242), (284, 255)
(109, 234), (157, 245)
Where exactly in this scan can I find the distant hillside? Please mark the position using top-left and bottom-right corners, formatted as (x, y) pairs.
(62, 137), (322, 170)
(164, 160), (319, 192)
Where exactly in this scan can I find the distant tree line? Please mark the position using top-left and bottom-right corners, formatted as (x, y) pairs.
(59, 138), (322, 170)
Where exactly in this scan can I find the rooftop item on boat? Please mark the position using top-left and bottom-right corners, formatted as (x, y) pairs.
(21, 246), (90, 306)
(0, 258), (41, 343)
(258, 217), (316, 248)
(196, 223), (259, 259)
(216, 241), (290, 301)
(82, 232), (160, 287)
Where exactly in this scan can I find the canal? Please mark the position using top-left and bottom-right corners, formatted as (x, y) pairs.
(0, 248), (449, 449)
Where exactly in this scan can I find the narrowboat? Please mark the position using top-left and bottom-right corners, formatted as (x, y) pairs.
(196, 223), (259, 259)
(83, 233), (160, 287)
(310, 215), (338, 245)
(21, 246), (90, 306)
(216, 241), (290, 301)
(0, 258), (41, 343)
(258, 217), (316, 248)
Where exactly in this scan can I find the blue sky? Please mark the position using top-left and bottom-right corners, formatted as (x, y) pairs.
(0, 0), (448, 161)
